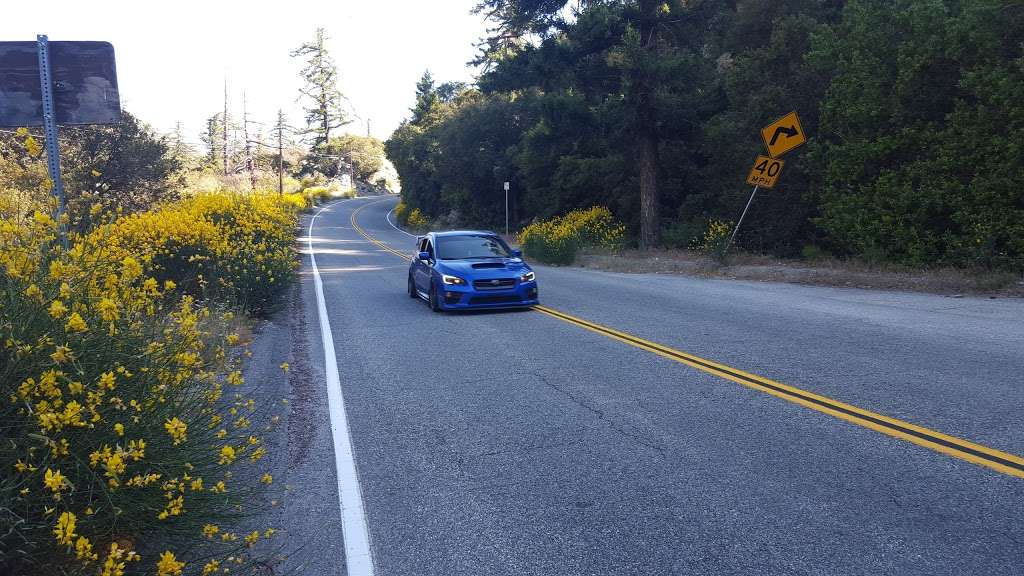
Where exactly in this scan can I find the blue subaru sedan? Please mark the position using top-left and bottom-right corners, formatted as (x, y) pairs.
(407, 231), (539, 312)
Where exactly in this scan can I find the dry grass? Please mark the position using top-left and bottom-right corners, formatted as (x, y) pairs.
(575, 249), (1024, 297)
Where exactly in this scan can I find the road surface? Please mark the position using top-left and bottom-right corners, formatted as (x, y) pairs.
(288, 195), (1024, 576)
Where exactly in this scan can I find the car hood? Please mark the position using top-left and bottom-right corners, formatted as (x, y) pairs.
(436, 259), (531, 279)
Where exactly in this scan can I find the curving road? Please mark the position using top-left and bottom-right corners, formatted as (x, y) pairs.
(297, 195), (1024, 576)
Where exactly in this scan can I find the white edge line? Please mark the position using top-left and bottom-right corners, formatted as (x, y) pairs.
(308, 199), (375, 576)
(386, 204), (416, 237)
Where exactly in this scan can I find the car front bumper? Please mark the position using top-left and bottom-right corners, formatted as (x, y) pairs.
(437, 282), (539, 310)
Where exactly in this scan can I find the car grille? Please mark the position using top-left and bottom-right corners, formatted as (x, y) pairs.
(473, 278), (516, 291)
(469, 295), (523, 305)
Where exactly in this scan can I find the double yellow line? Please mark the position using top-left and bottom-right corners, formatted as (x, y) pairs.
(345, 199), (1024, 478)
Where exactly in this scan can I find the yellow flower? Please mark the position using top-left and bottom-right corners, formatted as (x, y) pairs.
(53, 511), (76, 545)
(48, 300), (68, 318)
(202, 560), (220, 575)
(218, 445), (236, 465)
(104, 452), (125, 484)
(99, 371), (116, 390)
(51, 345), (73, 364)
(120, 256), (142, 281)
(280, 362), (289, 373)
(43, 468), (67, 496)
(156, 551), (185, 576)
(202, 523), (220, 538)
(75, 535), (98, 561)
(99, 542), (139, 576)
(65, 312), (88, 333)
(264, 528), (276, 538)
(24, 284), (42, 300)
(245, 530), (260, 546)
(164, 417), (187, 445)
(98, 298), (119, 322)
(260, 473), (273, 485)
(114, 423), (124, 436)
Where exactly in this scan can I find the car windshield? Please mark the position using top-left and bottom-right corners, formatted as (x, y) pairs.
(436, 235), (512, 260)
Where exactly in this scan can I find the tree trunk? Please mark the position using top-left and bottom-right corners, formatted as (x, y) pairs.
(636, 0), (660, 248)
(637, 129), (659, 248)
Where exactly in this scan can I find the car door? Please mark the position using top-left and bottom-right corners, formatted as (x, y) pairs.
(414, 237), (433, 292)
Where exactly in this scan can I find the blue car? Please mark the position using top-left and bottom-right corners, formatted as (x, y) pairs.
(407, 231), (539, 312)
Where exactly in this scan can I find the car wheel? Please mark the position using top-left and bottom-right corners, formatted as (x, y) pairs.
(408, 274), (418, 299)
(429, 281), (441, 313)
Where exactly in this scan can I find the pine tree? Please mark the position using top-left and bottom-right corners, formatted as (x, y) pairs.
(411, 70), (439, 125)
(291, 28), (349, 151)
(200, 114), (224, 169)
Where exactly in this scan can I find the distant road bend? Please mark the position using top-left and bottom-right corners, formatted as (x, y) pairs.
(302, 195), (1024, 576)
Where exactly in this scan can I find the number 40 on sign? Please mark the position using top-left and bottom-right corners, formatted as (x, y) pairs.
(746, 155), (784, 189)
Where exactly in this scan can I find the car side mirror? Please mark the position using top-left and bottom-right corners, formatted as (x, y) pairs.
(510, 249), (522, 258)
(418, 251), (431, 262)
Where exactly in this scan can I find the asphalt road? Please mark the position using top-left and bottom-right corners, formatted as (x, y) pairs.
(296, 195), (1024, 576)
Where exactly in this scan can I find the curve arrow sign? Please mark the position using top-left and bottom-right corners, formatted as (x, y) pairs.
(761, 111), (806, 158)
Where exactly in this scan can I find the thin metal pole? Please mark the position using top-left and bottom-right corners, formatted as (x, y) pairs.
(724, 185), (759, 256)
(37, 35), (67, 248)
(277, 110), (284, 196)
(505, 187), (509, 237)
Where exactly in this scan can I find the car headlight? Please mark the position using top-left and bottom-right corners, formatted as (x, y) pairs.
(520, 271), (535, 283)
(442, 274), (466, 286)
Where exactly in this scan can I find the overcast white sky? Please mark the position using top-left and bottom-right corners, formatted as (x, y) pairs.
(0, 0), (489, 146)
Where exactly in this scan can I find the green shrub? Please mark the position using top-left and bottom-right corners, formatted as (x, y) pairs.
(518, 206), (626, 264)
(801, 244), (832, 261)
(662, 220), (705, 250)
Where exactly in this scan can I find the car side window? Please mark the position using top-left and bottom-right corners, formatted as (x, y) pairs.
(424, 240), (434, 260)
(417, 238), (427, 253)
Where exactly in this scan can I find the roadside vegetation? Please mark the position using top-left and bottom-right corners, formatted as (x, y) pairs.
(0, 25), (380, 575)
(518, 206), (626, 264)
(386, 0), (1024, 275)
(0, 127), (336, 575)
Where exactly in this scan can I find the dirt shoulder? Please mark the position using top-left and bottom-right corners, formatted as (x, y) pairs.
(574, 249), (1024, 298)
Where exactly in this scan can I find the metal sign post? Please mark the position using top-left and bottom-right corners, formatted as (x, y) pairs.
(723, 186), (758, 256)
(503, 181), (510, 237)
(36, 35), (67, 246)
(723, 110), (807, 258)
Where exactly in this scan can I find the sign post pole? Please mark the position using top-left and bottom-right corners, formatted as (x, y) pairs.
(503, 181), (510, 237)
(36, 35), (67, 246)
(724, 185), (759, 257)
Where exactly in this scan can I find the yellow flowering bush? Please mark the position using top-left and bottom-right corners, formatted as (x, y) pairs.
(392, 201), (430, 231)
(697, 219), (734, 261)
(405, 208), (430, 231)
(1, 195), (285, 575)
(392, 201), (409, 224)
(93, 192), (301, 316)
(518, 206), (626, 264)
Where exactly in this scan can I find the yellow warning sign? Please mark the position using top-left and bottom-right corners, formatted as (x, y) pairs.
(746, 155), (784, 189)
(761, 111), (806, 158)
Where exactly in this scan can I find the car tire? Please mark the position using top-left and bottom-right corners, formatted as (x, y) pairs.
(408, 274), (417, 299)
(429, 281), (441, 313)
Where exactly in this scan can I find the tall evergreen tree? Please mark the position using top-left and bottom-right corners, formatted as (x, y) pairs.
(291, 28), (349, 152)
(411, 71), (440, 124)
(200, 113), (224, 169)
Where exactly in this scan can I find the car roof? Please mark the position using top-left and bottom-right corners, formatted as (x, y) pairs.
(430, 230), (499, 238)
